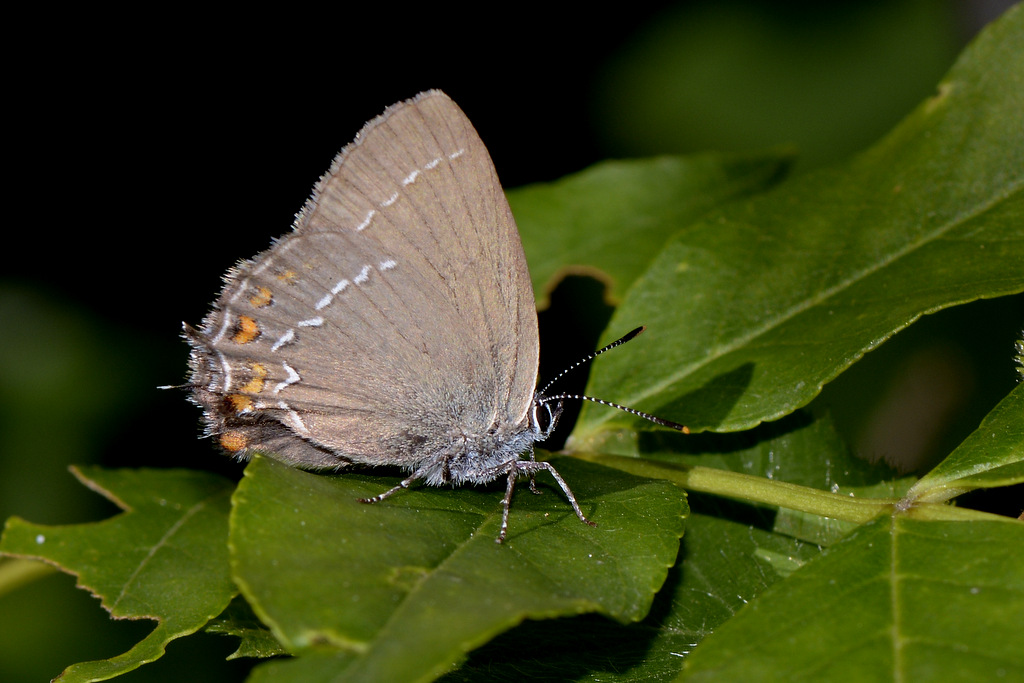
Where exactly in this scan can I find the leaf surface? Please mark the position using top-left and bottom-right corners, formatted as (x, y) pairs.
(679, 514), (1024, 682)
(569, 5), (1024, 443)
(0, 467), (234, 682)
(511, 152), (792, 306)
(231, 455), (687, 682)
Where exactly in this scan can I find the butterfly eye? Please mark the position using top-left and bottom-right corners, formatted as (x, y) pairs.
(531, 399), (563, 437)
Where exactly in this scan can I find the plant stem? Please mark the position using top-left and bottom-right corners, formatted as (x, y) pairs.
(577, 455), (1018, 525)
(579, 455), (890, 523)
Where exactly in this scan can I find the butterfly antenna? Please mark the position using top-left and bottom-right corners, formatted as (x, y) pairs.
(541, 393), (688, 432)
(539, 326), (646, 396)
(539, 326), (689, 433)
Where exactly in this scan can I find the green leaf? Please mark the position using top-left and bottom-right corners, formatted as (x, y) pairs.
(570, 3), (1024, 443)
(678, 514), (1024, 682)
(906, 383), (1024, 504)
(230, 455), (687, 682)
(0, 466), (235, 682)
(431, 410), (888, 681)
(436, 511), (822, 682)
(511, 151), (792, 307)
(434, 402), (1022, 682)
(205, 595), (288, 660)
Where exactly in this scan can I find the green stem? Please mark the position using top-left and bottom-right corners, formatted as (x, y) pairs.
(577, 455), (1017, 525)
(578, 455), (890, 523)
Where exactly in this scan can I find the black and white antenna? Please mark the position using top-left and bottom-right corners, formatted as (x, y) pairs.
(539, 326), (689, 433)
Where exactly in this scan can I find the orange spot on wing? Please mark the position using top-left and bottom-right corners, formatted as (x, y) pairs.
(249, 286), (273, 308)
(238, 362), (268, 394)
(227, 394), (254, 413)
(219, 431), (248, 452)
(232, 316), (260, 344)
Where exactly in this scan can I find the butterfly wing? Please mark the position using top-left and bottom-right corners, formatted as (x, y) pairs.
(188, 91), (539, 470)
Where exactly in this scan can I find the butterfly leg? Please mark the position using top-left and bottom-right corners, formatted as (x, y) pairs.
(526, 451), (542, 495)
(358, 467), (427, 505)
(528, 475), (542, 494)
(498, 468), (518, 543)
(527, 461), (596, 530)
(496, 460), (597, 543)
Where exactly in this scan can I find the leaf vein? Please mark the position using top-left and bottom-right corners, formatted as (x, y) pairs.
(111, 495), (214, 610)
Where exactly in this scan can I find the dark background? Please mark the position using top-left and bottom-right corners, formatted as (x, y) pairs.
(2, 2), (1019, 681)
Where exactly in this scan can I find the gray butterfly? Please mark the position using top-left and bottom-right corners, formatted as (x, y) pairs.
(182, 90), (685, 542)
